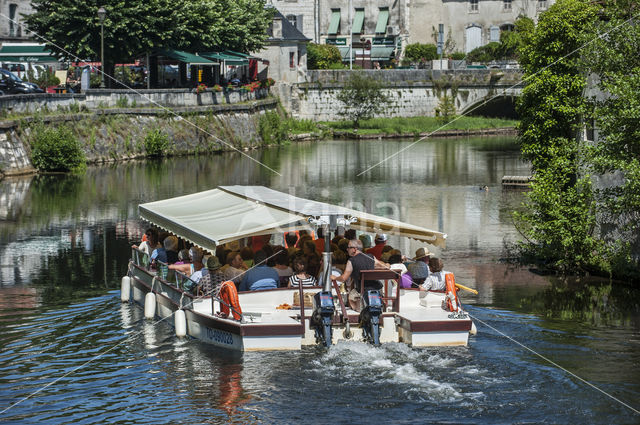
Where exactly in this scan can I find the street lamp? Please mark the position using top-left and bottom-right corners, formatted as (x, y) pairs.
(98, 6), (106, 88)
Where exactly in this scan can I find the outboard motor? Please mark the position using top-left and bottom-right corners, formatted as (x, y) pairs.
(359, 290), (383, 346)
(312, 291), (335, 347)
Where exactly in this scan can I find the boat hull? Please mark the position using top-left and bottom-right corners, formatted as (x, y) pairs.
(126, 262), (472, 351)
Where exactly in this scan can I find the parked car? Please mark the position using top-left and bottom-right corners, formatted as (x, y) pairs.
(0, 69), (44, 94)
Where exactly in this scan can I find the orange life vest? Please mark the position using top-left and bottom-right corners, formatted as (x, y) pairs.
(445, 272), (460, 312)
(219, 281), (242, 320)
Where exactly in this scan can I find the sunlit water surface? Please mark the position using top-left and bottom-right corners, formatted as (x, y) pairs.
(0, 137), (638, 424)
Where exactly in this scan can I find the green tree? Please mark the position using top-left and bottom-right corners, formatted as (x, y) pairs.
(307, 43), (343, 69)
(582, 3), (640, 271)
(25, 0), (272, 73)
(336, 73), (389, 128)
(499, 16), (534, 59)
(404, 43), (438, 63)
(514, 0), (602, 274)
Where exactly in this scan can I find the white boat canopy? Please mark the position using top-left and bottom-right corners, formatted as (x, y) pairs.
(139, 186), (447, 252)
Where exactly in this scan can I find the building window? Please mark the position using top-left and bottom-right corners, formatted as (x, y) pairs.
(503, 0), (512, 10)
(490, 25), (500, 42)
(500, 23), (515, 32)
(9, 4), (17, 37)
(537, 0), (547, 9)
(469, 0), (479, 13)
(289, 52), (296, 68)
(328, 9), (341, 35)
(375, 7), (389, 33)
(287, 15), (297, 28)
(353, 8), (365, 34)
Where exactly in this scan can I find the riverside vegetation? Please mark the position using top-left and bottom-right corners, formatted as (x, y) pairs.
(514, 0), (640, 282)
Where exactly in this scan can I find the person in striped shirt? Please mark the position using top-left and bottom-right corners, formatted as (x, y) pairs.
(288, 256), (318, 288)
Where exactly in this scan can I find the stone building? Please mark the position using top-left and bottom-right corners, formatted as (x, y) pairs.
(258, 9), (310, 84)
(409, 0), (556, 53)
(0, 0), (33, 42)
(268, 0), (555, 62)
(269, 0), (407, 66)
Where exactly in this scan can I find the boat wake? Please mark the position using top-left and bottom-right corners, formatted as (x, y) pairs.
(309, 341), (490, 404)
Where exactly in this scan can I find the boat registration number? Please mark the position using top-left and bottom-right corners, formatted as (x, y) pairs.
(206, 327), (234, 345)
(448, 312), (469, 320)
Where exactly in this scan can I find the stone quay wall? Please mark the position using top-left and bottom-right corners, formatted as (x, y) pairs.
(283, 69), (523, 120)
(0, 98), (278, 177)
(0, 88), (269, 115)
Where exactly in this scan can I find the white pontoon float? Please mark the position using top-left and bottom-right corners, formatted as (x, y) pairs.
(121, 186), (475, 351)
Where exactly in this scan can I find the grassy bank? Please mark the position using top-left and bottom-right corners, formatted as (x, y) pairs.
(322, 116), (518, 135)
(284, 116), (518, 138)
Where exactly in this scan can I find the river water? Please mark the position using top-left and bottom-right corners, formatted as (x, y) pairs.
(0, 137), (638, 424)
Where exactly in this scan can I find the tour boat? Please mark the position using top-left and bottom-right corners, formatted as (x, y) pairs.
(121, 185), (476, 351)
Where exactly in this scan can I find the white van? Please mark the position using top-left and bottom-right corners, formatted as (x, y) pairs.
(1, 62), (46, 80)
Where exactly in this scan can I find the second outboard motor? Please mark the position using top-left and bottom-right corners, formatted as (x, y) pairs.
(312, 291), (335, 347)
(359, 290), (383, 346)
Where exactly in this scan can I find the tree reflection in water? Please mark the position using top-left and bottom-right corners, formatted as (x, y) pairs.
(518, 277), (640, 327)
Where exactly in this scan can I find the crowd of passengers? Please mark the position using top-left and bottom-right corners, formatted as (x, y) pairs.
(133, 227), (450, 299)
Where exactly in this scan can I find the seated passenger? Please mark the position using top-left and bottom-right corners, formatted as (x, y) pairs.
(344, 229), (357, 241)
(407, 247), (431, 287)
(170, 247), (204, 276)
(366, 233), (388, 260)
(175, 249), (190, 264)
(240, 246), (254, 269)
(272, 249), (293, 287)
(288, 257), (318, 288)
(285, 232), (299, 258)
(238, 250), (280, 292)
(196, 256), (226, 296)
(150, 231), (169, 264)
(133, 228), (160, 256)
(220, 250), (246, 285)
(421, 257), (447, 291)
(358, 234), (372, 251)
(163, 235), (179, 265)
(302, 240), (321, 278)
(388, 251), (410, 289)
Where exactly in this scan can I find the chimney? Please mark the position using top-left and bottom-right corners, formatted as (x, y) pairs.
(273, 18), (283, 39)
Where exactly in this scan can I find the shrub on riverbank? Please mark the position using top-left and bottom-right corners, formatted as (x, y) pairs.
(30, 125), (86, 172)
(143, 129), (169, 157)
(258, 111), (288, 145)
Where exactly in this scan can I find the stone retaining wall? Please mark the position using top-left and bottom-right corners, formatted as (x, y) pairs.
(0, 98), (278, 177)
(0, 88), (269, 115)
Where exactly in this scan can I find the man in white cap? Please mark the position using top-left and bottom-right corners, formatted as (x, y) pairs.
(406, 247), (431, 287)
(365, 233), (387, 260)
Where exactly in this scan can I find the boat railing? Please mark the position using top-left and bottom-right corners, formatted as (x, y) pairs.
(360, 269), (402, 312)
(131, 247), (151, 269)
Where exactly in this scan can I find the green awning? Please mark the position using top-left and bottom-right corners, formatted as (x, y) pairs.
(0, 44), (50, 54)
(199, 52), (246, 65)
(375, 8), (389, 33)
(0, 44), (58, 63)
(328, 10), (341, 35)
(371, 46), (395, 60)
(338, 47), (354, 60)
(154, 49), (216, 65)
(353, 9), (365, 34)
(0, 55), (57, 63)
